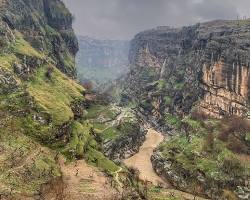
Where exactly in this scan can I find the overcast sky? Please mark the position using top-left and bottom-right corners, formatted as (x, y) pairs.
(63, 0), (250, 40)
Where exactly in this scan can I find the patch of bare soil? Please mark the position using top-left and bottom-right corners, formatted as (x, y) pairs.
(42, 158), (120, 200)
(124, 128), (168, 187)
(237, 153), (250, 165)
(62, 159), (120, 200)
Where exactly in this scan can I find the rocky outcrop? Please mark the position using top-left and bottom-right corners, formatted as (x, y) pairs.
(125, 20), (250, 120)
(151, 152), (247, 199)
(0, 0), (78, 77)
(103, 125), (146, 162)
(0, 68), (19, 94)
(200, 59), (250, 117)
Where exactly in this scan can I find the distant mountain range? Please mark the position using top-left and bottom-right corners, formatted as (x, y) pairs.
(76, 36), (130, 85)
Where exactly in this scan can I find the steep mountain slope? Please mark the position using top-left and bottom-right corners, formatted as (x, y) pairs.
(120, 21), (250, 199)
(0, 0), (80, 198)
(77, 36), (129, 85)
(125, 21), (250, 122)
(0, 1), (153, 199)
(0, 1), (129, 199)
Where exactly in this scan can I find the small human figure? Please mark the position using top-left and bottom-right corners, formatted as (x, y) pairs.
(75, 168), (79, 176)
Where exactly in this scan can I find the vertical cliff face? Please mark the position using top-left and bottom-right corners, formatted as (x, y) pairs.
(126, 20), (250, 120)
(200, 60), (250, 117)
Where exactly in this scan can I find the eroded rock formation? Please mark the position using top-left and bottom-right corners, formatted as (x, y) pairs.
(124, 20), (250, 120)
(200, 59), (250, 117)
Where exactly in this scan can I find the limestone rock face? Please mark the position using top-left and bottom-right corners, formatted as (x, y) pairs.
(200, 60), (250, 117)
(126, 20), (250, 119)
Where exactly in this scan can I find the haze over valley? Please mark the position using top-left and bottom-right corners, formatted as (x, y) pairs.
(0, 0), (249, 200)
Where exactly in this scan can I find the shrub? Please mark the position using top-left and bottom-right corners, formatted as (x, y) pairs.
(81, 80), (93, 91)
(227, 136), (248, 154)
(221, 157), (244, 177)
(203, 133), (215, 152)
(45, 66), (54, 79)
(218, 116), (250, 142)
(165, 114), (182, 129)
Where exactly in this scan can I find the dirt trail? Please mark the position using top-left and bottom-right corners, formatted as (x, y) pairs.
(59, 158), (119, 200)
(124, 128), (168, 186)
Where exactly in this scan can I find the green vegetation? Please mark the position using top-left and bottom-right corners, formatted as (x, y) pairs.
(0, 54), (17, 69)
(159, 133), (248, 180)
(27, 66), (84, 125)
(63, 121), (95, 158)
(165, 113), (182, 129)
(12, 32), (43, 59)
(182, 117), (204, 131)
(85, 147), (120, 174)
(0, 114), (60, 195)
(0, 27), (123, 196)
(102, 127), (120, 140)
(157, 79), (167, 90)
(158, 115), (250, 197)
(85, 104), (119, 120)
(164, 96), (172, 106)
(85, 105), (105, 119)
(246, 132), (250, 142)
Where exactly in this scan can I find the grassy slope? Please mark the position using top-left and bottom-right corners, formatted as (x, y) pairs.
(0, 31), (120, 196)
(27, 66), (84, 125)
(158, 116), (250, 196)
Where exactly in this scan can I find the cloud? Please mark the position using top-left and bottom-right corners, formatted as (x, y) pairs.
(63, 0), (249, 40)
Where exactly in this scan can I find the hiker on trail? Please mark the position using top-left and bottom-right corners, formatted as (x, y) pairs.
(75, 168), (79, 176)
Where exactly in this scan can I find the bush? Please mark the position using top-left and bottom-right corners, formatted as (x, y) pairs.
(165, 114), (182, 129)
(222, 190), (238, 200)
(217, 116), (250, 153)
(45, 66), (54, 79)
(218, 116), (250, 142)
(221, 157), (244, 177)
(203, 133), (215, 152)
(227, 136), (248, 154)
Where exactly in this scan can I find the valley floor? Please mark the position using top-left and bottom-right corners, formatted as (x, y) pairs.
(124, 128), (210, 200)
(124, 128), (166, 186)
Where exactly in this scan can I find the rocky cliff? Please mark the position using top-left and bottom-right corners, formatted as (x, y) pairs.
(77, 36), (129, 84)
(0, 0), (78, 77)
(122, 20), (250, 199)
(125, 20), (250, 122)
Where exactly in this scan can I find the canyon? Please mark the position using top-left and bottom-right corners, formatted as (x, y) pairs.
(125, 21), (250, 121)
(0, 0), (249, 200)
(76, 36), (130, 85)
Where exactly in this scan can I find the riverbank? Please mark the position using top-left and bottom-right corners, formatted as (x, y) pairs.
(123, 128), (210, 200)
